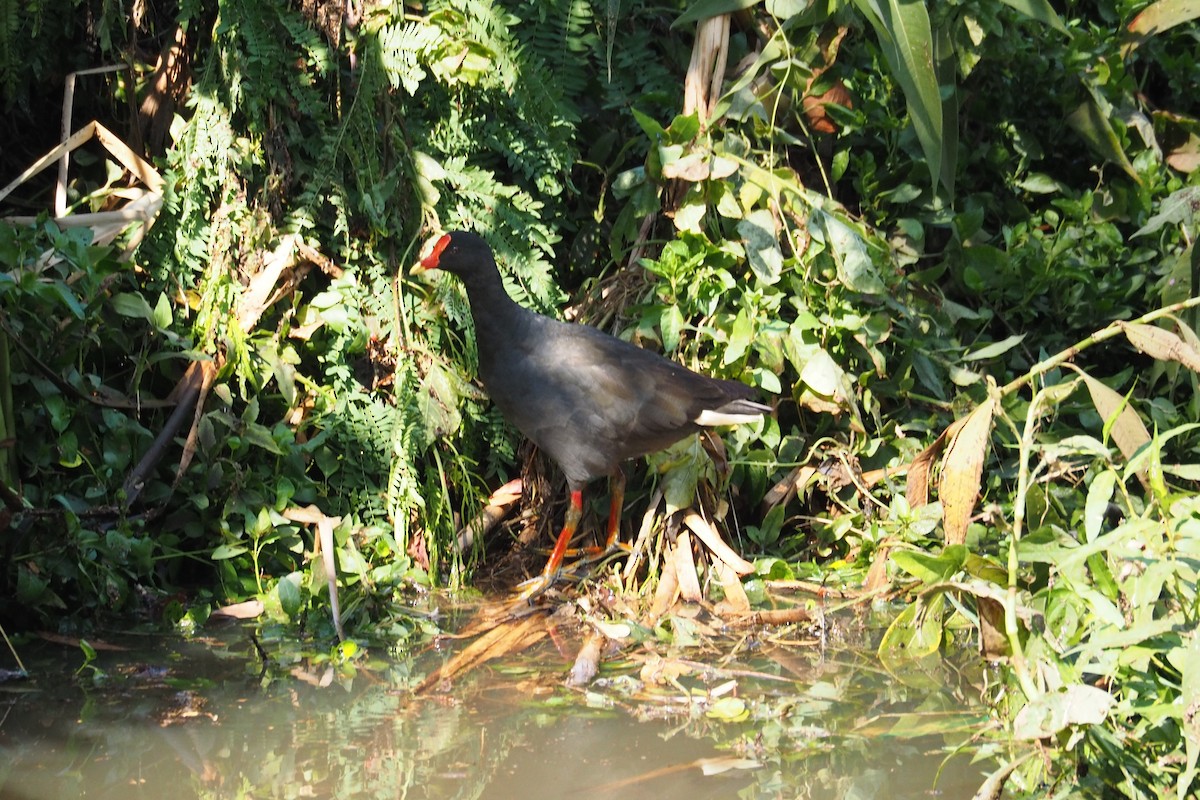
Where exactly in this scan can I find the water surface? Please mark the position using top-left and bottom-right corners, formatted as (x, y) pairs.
(0, 604), (990, 799)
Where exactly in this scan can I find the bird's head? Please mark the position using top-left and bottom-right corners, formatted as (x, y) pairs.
(413, 230), (492, 278)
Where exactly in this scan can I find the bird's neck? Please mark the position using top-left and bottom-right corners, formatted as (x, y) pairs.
(460, 267), (532, 346)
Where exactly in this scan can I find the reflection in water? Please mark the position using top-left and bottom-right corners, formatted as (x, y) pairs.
(0, 616), (989, 799)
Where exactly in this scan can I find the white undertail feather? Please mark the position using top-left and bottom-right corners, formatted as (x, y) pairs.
(694, 400), (771, 427)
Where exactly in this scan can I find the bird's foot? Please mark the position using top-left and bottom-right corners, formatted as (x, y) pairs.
(514, 542), (632, 601)
(514, 572), (556, 601)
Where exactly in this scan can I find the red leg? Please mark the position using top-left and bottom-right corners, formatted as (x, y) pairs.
(604, 467), (625, 549)
(542, 488), (583, 577)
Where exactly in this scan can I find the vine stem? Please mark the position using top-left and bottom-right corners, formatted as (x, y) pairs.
(1005, 383), (1041, 701)
(1000, 295), (1200, 398)
(997, 294), (1200, 701)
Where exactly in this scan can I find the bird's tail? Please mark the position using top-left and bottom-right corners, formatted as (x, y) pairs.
(694, 399), (772, 427)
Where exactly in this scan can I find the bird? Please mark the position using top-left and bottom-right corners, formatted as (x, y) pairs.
(415, 230), (770, 589)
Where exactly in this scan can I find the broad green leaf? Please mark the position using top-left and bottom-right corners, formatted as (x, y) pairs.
(1013, 685), (1114, 740)
(112, 292), (155, 321)
(737, 208), (783, 285)
(814, 210), (885, 294)
(1015, 173), (1067, 194)
(630, 107), (666, 140)
(277, 572), (303, 618)
(706, 696), (750, 721)
(1067, 90), (1140, 183)
(1134, 185), (1200, 237)
(242, 421), (285, 455)
(855, 0), (944, 193)
(659, 304), (685, 353)
(656, 438), (704, 517)
(212, 543), (249, 560)
(152, 293), (173, 329)
(665, 113), (701, 144)
(672, 197), (707, 232)
(797, 346), (842, 396)
(51, 280), (85, 320)
(933, 23), (958, 198)
(417, 361), (463, 447)
(964, 334), (1026, 361)
(998, 0), (1069, 33)
(673, 0), (761, 29)
(1177, 633), (1200, 798)
(752, 367), (782, 394)
(891, 547), (966, 583)
(879, 592), (947, 667)
(724, 308), (754, 365)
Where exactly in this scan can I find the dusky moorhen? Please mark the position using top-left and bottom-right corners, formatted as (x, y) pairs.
(416, 230), (770, 586)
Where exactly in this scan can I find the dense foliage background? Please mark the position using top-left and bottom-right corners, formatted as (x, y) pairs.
(1, 0), (1199, 796)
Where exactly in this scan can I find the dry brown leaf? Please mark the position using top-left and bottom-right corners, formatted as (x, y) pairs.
(761, 465), (804, 511)
(672, 530), (704, 602)
(209, 599), (265, 620)
(906, 420), (961, 507)
(1080, 372), (1152, 467)
(639, 654), (695, 685)
(237, 236), (300, 332)
(682, 511), (755, 575)
(938, 398), (995, 545)
(415, 613), (547, 692)
(712, 558), (751, 615)
(726, 607), (813, 627)
(566, 630), (605, 687)
(1173, 315), (1200, 353)
(977, 596), (1010, 661)
(456, 478), (523, 552)
(1120, 321), (1200, 372)
(862, 541), (893, 593)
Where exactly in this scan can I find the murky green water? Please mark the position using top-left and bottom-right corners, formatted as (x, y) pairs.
(0, 605), (991, 799)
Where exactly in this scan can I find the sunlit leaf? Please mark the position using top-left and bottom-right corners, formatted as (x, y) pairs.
(659, 304), (685, 353)
(1124, 0), (1200, 53)
(1176, 634), (1200, 797)
(938, 397), (995, 545)
(891, 547), (966, 583)
(723, 308), (753, 364)
(1120, 321), (1200, 372)
(854, 0), (944, 193)
(1013, 685), (1115, 740)
(672, 197), (707, 232)
(964, 334), (1026, 361)
(738, 208), (783, 285)
(706, 696), (750, 721)
(1080, 372), (1151, 469)
(879, 592), (946, 667)
(1085, 472), (1117, 546)
(277, 572), (303, 618)
(798, 346), (843, 397)
(152, 292), (173, 329)
(816, 210), (886, 294)
(212, 544), (249, 560)
(697, 756), (762, 775)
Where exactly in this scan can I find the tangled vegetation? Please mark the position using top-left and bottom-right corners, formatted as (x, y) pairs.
(1, 0), (1198, 796)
